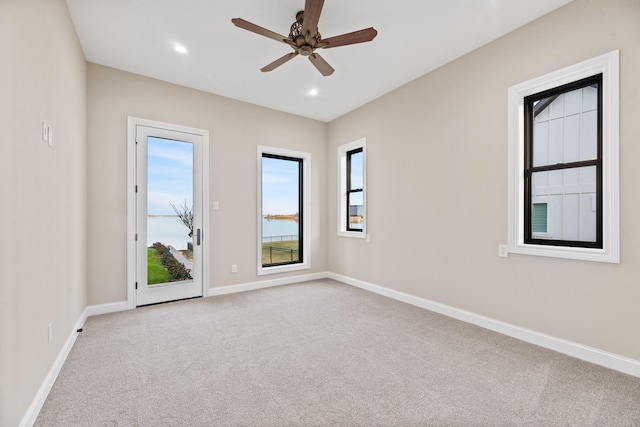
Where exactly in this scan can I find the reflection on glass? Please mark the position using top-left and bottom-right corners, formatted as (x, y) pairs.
(147, 137), (194, 285)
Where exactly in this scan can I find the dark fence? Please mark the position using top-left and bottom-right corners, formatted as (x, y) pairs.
(262, 234), (298, 243)
(264, 246), (299, 264)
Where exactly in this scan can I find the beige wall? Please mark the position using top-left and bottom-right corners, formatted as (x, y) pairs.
(3, 0), (640, 424)
(0, 0), (87, 426)
(327, 0), (640, 361)
(87, 64), (328, 305)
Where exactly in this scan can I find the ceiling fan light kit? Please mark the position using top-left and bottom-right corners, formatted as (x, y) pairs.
(232, 0), (377, 76)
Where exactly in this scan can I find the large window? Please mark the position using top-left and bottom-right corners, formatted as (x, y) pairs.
(524, 74), (602, 247)
(507, 51), (619, 263)
(257, 146), (310, 275)
(338, 138), (366, 237)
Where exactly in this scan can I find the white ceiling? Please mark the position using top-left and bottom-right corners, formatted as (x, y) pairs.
(65, 0), (573, 122)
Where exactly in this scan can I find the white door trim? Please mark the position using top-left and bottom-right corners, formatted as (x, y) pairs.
(127, 117), (210, 308)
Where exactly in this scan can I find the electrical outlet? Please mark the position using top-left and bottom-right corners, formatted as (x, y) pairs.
(366, 234), (371, 243)
(231, 264), (237, 273)
(498, 244), (509, 258)
(48, 322), (53, 344)
(212, 201), (219, 210)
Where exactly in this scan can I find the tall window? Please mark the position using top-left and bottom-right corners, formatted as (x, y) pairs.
(524, 74), (602, 248)
(338, 138), (366, 237)
(257, 146), (310, 275)
(346, 148), (364, 232)
(507, 51), (619, 263)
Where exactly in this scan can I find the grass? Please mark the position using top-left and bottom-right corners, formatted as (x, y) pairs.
(147, 247), (170, 285)
(262, 240), (300, 265)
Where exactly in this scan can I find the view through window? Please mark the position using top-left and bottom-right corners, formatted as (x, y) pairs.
(524, 75), (602, 248)
(347, 148), (364, 231)
(337, 139), (366, 237)
(261, 153), (303, 267)
(507, 51), (619, 262)
(146, 136), (194, 285)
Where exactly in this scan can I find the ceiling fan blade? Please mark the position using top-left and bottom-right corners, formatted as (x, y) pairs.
(308, 52), (334, 76)
(231, 18), (289, 44)
(261, 52), (299, 72)
(302, 0), (324, 38)
(321, 27), (378, 49)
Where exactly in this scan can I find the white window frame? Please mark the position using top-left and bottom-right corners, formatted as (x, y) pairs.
(337, 138), (367, 238)
(507, 50), (619, 263)
(257, 145), (311, 275)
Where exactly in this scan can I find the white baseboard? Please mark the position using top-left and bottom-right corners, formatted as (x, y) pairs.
(327, 272), (640, 378)
(19, 307), (88, 427)
(86, 301), (130, 317)
(21, 271), (640, 427)
(209, 271), (330, 296)
(85, 273), (331, 316)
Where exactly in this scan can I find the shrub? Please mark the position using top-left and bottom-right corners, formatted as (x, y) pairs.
(151, 242), (192, 281)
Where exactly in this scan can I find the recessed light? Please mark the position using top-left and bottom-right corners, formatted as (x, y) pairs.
(308, 88), (319, 97)
(174, 44), (188, 54)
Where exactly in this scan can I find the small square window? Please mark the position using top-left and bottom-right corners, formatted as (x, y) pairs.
(531, 202), (548, 234)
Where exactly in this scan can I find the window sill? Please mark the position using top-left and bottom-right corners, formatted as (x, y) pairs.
(507, 243), (619, 264)
(338, 230), (367, 239)
(257, 262), (311, 276)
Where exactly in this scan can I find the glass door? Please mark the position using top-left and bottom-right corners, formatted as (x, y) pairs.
(135, 124), (203, 306)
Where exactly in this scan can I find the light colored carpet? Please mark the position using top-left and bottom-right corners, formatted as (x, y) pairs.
(35, 279), (640, 426)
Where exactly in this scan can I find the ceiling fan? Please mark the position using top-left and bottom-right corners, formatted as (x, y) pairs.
(231, 0), (377, 76)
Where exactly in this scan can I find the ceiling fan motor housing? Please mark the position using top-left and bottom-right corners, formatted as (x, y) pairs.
(290, 11), (322, 53)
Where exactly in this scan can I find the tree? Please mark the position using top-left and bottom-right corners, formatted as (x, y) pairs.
(170, 200), (193, 238)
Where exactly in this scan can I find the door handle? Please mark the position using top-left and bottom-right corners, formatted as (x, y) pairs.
(196, 228), (201, 246)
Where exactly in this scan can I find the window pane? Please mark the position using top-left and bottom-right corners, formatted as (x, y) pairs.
(348, 191), (363, 230)
(346, 148), (364, 232)
(349, 150), (363, 189)
(533, 85), (599, 167)
(261, 155), (301, 266)
(531, 166), (597, 242)
(146, 137), (194, 285)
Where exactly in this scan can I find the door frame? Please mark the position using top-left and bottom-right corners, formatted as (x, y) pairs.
(127, 117), (210, 308)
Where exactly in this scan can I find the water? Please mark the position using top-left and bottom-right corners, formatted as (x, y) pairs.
(262, 217), (299, 238)
(147, 216), (192, 250)
(146, 216), (300, 249)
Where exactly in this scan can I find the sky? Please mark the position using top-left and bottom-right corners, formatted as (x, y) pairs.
(147, 138), (302, 217)
(146, 140), (363, 217)
(147, 137), (193, 215)
(261, 151), (363, 215)
(262, 156), (299, 215)
(350, 150), (364, 189)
